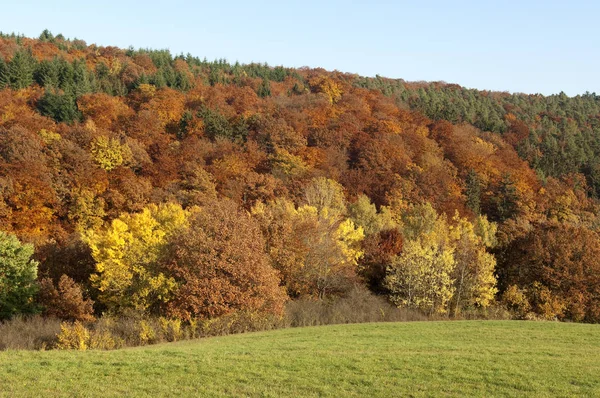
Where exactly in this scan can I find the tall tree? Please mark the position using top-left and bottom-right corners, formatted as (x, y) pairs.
(164, 199), (287, 320)
(0, 232), (39, 320)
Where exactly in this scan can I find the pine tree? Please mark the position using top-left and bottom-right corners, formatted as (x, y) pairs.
(34, 59), (60, 89)
(0, 57), (8, 88)
(257, 78), (271, 98)
(495, 173), (519, 221)
(465, 169), (481, 215)
(6, 50), (35, 89)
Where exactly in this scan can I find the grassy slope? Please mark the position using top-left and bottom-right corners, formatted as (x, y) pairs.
(0, 321), (599, 397)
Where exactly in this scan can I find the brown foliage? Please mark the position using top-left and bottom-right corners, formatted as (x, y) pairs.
(499, 222), (600, 322)
(164, 199), (287, 320)
(38, 275), (95, 322)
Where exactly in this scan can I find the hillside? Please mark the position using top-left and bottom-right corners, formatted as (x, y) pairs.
(1, 321), (599, 397)
(0, 30), (599, 325)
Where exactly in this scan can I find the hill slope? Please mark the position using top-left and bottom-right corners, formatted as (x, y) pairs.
(1, 31), (600, 323)
(1, 321), (599, 397)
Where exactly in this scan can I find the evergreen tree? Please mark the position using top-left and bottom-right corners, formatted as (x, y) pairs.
(38, 29), (54, 42)
(34, 59), (60, 89)
(494, 174), (519, 221)
(0, 57), (8, 88)
(257, 78), (272, 98)
(465, 169), (482, 215)
(37, 90), (81, 124)
(6, 50), (35, 89)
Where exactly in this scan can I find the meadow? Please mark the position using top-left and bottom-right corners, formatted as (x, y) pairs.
(1, 320), (599, 397)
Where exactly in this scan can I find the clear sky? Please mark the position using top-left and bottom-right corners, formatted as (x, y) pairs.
(1, 0), (598, 96)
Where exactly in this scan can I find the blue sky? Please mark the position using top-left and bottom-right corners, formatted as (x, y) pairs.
(1, 0), (598, 95)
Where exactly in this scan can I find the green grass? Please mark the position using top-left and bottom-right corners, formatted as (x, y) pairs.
(0, 321), (599, 397)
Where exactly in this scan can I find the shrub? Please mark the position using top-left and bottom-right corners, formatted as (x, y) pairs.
(285, 287), (427, 327)
(138, 319), (156, 345)
(38, 275), (95, 322)
(501, 284), (531, 318)
(0, 315), (61, 350)
(56, 321), (90, 350)
(88, 329), (120, 350)
(159, 317), (182, 342)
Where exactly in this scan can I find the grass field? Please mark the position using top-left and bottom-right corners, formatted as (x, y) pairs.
(0, 320), (599, 397)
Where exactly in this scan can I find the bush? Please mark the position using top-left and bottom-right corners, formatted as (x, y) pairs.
(0, 315), (61, 350)
(285, 287), (427, 327)
(56, 320), (124, 350)
(56, 321), (90, 350)
(502, 284), (531, 318)
(195, 311), (285, 338)
(455, 304), (514, 321)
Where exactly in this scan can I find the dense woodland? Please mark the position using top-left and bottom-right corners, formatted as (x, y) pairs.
(1, 30), (600, 335)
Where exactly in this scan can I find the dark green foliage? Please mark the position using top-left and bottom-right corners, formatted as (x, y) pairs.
(198, 107), (234, 140)
(177, 111), (193, 140)
(257, 78), (271, 98)
(1, 50), (36, 90)
(38, 29), (55, 43)
(489, 174), (519, 222)
(0, 232), (40, 320)
(354, 75), (409, 101)
(33, 57), (94, 96)
(94, 62), (126, 96)
(37, 91), (81, 124)
(0, 58), (7, 88)
(34, 60), (60, 89)
(465, 169), (482, 215)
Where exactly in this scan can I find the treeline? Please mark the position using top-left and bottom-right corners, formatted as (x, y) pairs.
(1, 31), (600, 336)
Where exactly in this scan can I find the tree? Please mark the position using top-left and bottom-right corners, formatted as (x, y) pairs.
(85, 203), (190, 313)
(491, 173), (520, 221)
(358, 228), (404, 293)
(448, 214), (497, 314)
(77, 93), (133, 130)
(348, 194), (395, 236)
(388, 203), (497, 315)
(0, 232), (39, 319)
(164, 199), (287, 320)
(4, 50), (35, 90)
(90, 136), (129, 171)
(256, 78), (271, 98)
(498, 223), (600, 322)
(465, 169), (481, 215)
(37, 90), (81, 124)
(198, 106), (235, 140)
(252, 199), (364, 299)
(303, 177), (347, 217)
(38, 275), (95, 321)
(384, 239), (455, 315)
(34, 59), (60, 89)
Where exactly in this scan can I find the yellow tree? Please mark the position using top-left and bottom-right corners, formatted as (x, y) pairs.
(299, 206), (364, 298)
(448, 213), (498, 314)
(90, 136), (131, 171)
(303, 177), (347, 217)
(348, 194), (395, 236)
(384, 238), (455, 315)
(85, 203), (190, 313)
(388, 202), (498, 315)
(252, 199), (363, 298)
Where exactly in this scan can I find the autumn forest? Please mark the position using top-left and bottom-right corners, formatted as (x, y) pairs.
(1, 30), (600, 349)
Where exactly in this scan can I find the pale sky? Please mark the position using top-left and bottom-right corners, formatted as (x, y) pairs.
(1, 0), (598, 95)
